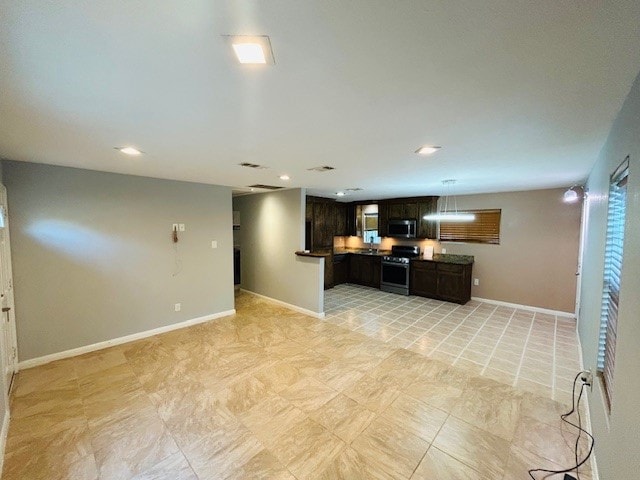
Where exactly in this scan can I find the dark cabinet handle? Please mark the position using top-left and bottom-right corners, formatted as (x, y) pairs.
(1, 307), (10, 312)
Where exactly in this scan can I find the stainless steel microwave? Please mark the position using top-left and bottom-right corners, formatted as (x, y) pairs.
(388, 219), (417, 238)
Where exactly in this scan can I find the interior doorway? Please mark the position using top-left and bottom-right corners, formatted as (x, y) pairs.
(0, 184), (18, 396)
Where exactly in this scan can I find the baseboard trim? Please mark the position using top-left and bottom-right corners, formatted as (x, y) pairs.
(576, 332), (600, 480)
(240, 289), (325, 319)
(0, 407), (9, 477)
(471, 297), (575, 318)
(17, 309), (236, 371)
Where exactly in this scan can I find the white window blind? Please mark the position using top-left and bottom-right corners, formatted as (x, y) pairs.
(598, 157), (629, 410)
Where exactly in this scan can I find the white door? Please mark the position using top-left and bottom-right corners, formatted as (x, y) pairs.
(0, 185), (17, 394)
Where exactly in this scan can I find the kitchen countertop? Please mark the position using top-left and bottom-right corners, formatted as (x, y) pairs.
(295, 251), (331, 258)
(412, 254), (474, 265)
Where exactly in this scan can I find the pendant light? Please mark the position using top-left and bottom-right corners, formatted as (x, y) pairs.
(423, 179), (475, 222)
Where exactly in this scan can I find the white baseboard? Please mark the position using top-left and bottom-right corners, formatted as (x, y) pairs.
(240, 289), (325, 319)
(576, 330), (600, 480)
(17, 309), (236, 371)
(471, 297), (575, 319)
(0, 407), (9, 477)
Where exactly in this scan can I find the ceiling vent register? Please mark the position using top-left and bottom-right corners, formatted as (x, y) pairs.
(247, 184), (284, 190)
(307, 166), (335, 172)
(238, 162), (267, 169)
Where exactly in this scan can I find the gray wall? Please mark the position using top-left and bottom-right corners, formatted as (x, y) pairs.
(3, 161), (235, 361)
(578, 72), (640, 479)
(233, 189), (324, 314)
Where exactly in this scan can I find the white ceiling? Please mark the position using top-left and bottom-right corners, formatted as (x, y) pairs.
(1, 1), (640, 200)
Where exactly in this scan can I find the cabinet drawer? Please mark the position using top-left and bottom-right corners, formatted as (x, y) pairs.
(437, 263), (464, 274)
(411, 260), (436, 271)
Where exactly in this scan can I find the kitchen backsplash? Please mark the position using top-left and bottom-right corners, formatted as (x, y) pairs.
(333, 236), (442, 254)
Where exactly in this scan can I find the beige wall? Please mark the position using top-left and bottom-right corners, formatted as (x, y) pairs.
(339, 189), (581, 312)
(578, 72), (640, 479)
(234, 189), (324, 315)
(442, 189), (581, 313)
(4, 161), (235, 361)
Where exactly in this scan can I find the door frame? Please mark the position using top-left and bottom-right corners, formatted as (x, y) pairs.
(0, 184), (18, 398)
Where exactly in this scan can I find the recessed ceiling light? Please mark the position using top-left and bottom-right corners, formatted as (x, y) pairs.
(224, 35), (275, 65)
(116, 146), (143, 156)
(232, 43), (266, 64)
(279, 175), (290, 181)
(336, 192), (346, 197)
(415, 145), (442, 155)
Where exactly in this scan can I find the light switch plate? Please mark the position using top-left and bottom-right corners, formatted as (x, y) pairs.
(211, 240), (218, 249)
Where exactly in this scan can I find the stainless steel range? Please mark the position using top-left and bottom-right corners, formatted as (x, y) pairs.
(380, 245), (420, 295)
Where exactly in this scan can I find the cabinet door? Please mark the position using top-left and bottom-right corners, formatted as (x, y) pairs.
(360, 256), (373, 286)
(305, 199), (313, 222)
(313, 202), (335, 249)
(333, 255), (349, 285)
(324, 254), (334, 290)
(378, 203), (388, 237)
(371, 257), (381, 288)
(387, 203), (404, 219)
(403, 202), (418, 220)
(335, 203), (347, 236)
(349, 255), (362, 284)
(418, 197), (438, 239)
(410, 262), (438, 298)
(436, 264), (466, 303)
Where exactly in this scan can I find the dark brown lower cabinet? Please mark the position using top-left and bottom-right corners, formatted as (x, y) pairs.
(410, 260), (472, 304)
(333, 254), (350, 285)
(349, 254), (381, 288)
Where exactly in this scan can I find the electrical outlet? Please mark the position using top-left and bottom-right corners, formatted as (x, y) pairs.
(581, 370), (593, 391)
(474, 278), (480, 286)
(174, 303), (181, 312)
(442, 248), (447, 254)
(179, 224), (185, 232)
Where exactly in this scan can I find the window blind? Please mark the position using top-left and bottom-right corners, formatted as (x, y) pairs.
(439, 209), (501, 244)
(598, 157), (629, 410)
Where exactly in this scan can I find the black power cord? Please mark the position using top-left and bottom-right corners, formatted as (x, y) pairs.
(528, 371), (595, 480)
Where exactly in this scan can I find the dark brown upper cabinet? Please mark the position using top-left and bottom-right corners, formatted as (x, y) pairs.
(418, 198), (438, 239)
(377, 196), (438, 239)
(377, 203), (388, 237)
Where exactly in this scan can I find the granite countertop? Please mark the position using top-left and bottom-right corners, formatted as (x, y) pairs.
(413, 253), (474, 265)
(295, 251), (331, 258)
(333, 248), (390, 257)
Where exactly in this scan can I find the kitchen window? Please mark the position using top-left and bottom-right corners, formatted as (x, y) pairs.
(439, 209), (501, 244)
(598, 156), (629, 411)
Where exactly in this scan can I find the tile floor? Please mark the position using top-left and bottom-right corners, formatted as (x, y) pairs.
(325, 284), (583, 405)
(3, 290), (591, 479)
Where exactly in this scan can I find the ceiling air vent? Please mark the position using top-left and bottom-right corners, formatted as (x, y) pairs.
(248, 184), (284, 190)
(345, 188), (363, 191)
(307, 166), (335, 172)
(238, 162), (267, 169)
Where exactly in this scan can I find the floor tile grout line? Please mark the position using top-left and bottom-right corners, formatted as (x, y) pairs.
(451, 304), (499, 366)
(425, 303), (484, 356)
(404, 302), (476, 349)
(551, 314), (558, 401)
(480, 308), (518, 376)
(512, 312), (536, 388)
(385, 302), (445, 342)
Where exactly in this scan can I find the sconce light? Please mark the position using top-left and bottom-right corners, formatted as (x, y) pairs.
(563, 185), (582, 203)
